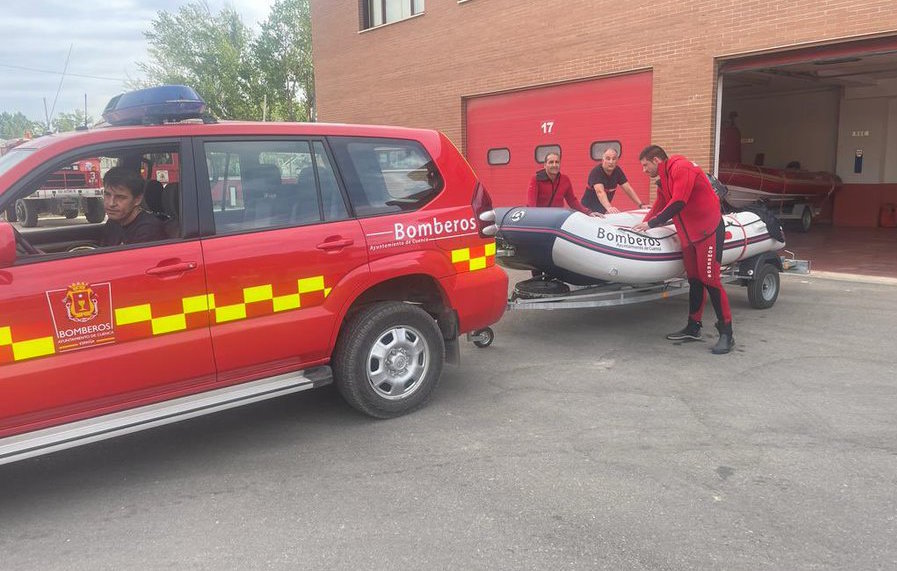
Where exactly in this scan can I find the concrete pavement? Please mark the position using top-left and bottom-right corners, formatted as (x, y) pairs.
(0, 273), (894, 570)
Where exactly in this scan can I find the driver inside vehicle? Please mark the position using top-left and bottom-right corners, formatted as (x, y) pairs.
(101, 166), (165, 247)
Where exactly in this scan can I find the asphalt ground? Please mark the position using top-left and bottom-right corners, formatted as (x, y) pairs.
(1, 271), (895, 570)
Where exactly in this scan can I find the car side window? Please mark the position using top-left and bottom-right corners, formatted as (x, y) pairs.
(10, 157), (106, 229)
(312, 142), (349, 222)
(328, 137), (443, 217)
(204, 140), (326, 234)
(5, 143), (183, 259)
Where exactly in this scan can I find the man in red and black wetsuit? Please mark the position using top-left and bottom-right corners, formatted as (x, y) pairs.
(527, 152), (602, 217)
(632, 145), (734, 354)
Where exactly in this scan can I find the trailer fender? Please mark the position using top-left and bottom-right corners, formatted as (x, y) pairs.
(738, 251), (783, 284)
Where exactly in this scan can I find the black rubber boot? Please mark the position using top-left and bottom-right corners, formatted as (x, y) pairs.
(712, 321), (735, 354)
(666, 319), (702, 341)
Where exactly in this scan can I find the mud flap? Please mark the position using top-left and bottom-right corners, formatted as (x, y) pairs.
(437, 308), (460, 365)
(444, 337), (461, 366)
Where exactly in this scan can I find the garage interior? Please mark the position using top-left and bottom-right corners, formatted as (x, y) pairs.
(719, 38), (897, 278)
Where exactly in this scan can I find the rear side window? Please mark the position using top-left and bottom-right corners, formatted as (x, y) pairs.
(328, 137), (443, 217)
(312, 141), (349, 222)
(203, 139), (348, 234)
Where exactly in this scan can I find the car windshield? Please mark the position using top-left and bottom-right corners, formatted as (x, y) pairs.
(0, 148), (36, 177)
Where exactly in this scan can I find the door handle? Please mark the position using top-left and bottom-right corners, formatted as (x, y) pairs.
(316, 238), (354, 251)
(145, 261), (198, 276)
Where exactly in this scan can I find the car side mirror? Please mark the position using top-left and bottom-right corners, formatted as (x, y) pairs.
(0, 223), (16, 267)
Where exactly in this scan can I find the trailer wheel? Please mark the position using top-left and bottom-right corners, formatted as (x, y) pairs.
(747, 263), (780, 309)
(799, 207), (812, 233)
(84, 198), (105, 224)
(15, 199), (38, 227)
(472, 327), (494, 348)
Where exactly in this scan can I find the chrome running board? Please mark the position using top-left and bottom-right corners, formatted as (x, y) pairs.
(0, 367), (332, 466)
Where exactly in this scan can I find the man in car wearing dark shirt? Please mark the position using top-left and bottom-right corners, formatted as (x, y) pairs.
(583, 147), (647, 213)
(101, 166), (165, 246)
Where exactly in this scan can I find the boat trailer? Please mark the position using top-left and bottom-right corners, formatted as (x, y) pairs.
(466, 250), (809, 348)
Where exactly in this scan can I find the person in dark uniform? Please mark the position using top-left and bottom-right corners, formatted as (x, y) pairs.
(101, 166), (165, 247)
(632, 145), (735, 355)
(582, 147), (647, 213)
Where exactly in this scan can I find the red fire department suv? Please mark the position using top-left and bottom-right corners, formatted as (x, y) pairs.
(0, 86), (507, 465)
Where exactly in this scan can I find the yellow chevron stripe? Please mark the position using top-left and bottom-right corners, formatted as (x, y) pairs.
(12, 337), (56, 361)
(116, 304), (153, 325)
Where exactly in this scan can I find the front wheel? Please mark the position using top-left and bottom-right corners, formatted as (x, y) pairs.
(747, 263), (780, 309)
(333, 302), (445, 418)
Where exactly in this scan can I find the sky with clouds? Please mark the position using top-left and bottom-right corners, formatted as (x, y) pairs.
(0, 0), (275, 126)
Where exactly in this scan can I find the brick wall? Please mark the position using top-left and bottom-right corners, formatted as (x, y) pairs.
(310, 0), (897, 170)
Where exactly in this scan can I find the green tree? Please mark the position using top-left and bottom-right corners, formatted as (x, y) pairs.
(0, 111), (40, 140)
(138, 1), (261, 120)
(52, 109), (93, 133)
(252, 0), (315, 122)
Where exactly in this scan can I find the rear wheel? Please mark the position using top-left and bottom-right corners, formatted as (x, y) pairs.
(84, 198), (105, 223)
(747, 263), (780, 309)
(15, 199), (38, 227)
(333, 302), (444, 418)
(799, 206), (812, 233)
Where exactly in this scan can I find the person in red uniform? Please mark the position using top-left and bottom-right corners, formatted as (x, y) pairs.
(527, 152), (602, 217)
(632, 145), (734, 354)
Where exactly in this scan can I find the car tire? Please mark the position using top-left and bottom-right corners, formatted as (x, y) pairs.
(63, 209), (79, 219)
(747, 263), (779, 309)
(15, 199), (38, 227)
(84, 198), (105, 223)
(333, 301), (444, 418)
(798, 207), (812, 233)
(4, 205), (16, 222)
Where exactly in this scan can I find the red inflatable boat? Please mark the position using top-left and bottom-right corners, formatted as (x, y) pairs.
(717, 112), (842, 209)
(717, 162), (842, 208)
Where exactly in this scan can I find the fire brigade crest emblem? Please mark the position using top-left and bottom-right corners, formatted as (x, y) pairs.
(63, 282), (99, 323)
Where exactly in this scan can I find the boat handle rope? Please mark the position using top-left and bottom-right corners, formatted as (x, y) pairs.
(619, 227), (677, 240)
(726, 220), (750, 259)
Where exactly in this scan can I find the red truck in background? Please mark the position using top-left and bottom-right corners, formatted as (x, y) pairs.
(2, 138), (105, 226)
(17, 157), (106, 226)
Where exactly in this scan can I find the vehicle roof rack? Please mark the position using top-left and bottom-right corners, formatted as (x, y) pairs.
(102, 85), (216, 126)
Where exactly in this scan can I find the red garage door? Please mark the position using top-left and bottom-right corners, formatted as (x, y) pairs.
(465, 72), (653, 207)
